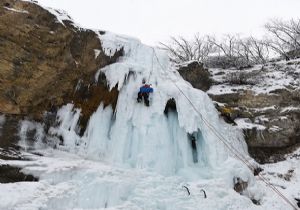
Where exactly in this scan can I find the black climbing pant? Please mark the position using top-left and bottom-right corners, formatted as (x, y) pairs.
(137, 92), (150, 106)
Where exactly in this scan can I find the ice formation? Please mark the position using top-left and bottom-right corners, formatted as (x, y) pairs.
(3, 32), (272, 210)
(1, 2), (299, 208)
(48, 32), (251, 180)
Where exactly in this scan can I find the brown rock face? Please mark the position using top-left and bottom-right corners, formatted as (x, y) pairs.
(0, 164), (38, 183)
(210, 90), (300, 163)
(0, 1), (123, 157)
(72, 72), (120, 133)
(0, 0), (122, 119)
(177, 61), (212, 91)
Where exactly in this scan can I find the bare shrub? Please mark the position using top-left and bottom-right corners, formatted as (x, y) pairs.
(208, 35), (245, 68)
(208, 35), (270, 68)
(265, 18), (300, 60)
(239, 37), (270, 65)
(161, 34), (270, 69)
(159, 35), (216, 64)
(224, 71), (261, 85)
(161, 18), (300, 67)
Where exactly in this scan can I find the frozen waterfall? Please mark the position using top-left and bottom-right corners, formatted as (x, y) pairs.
(3, 31), (286, 210)
(49, 32), (250, 179)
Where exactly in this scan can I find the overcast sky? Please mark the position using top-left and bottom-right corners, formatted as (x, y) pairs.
(37, 0), (300, 45)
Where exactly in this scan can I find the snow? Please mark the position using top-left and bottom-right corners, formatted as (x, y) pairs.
(49, 103), (81, 151)
(18, 120), (45, 151)
(94, 49), (101, 59)
(280, 106), (300, 113)
(250, 106), (277, 113)
(21, 0), (74, 27)
(43, 7), (73, 26)
(208, 84), (250, 95)
(0, 8), (299, 209)
(208, 61), (300, 96)
(96, 31), (137, 57)
(254, 116), (269, 124)
(235, 118), (266, 130)
(3, 6), (29, 14)
(0, 150), (259, 210)
(257, 149), (300, 209)
(1, 149), (299, 210)
(268, 126), (283, 133)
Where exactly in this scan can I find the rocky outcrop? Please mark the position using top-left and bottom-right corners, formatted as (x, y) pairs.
(177, 61), (212, 91)
(0, 0), (122, 120)
(178, 61), (290, 163)
(0, 164), (38, 183)
(72, 72), (120, 133)
(211, 90), (300, 163)
(206, 60), (300, 163)
(0, 0), (123, 157)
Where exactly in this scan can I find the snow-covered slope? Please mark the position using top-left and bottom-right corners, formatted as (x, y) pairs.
(0, 8), (299, 209)
(208, 59), (300, 96)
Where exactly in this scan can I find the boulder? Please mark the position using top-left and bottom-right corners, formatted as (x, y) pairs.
(177, 61), (212, 91)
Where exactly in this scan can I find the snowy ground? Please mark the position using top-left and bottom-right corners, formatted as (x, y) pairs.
(0, 148), (299, 210)
(208, 59), (300, 96)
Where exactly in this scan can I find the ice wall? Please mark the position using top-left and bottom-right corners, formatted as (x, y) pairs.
(38, 32), (250, 179)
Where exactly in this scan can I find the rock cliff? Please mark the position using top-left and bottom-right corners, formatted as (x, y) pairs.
(0, 0), (121, 153)
(0, 0), (121, 118)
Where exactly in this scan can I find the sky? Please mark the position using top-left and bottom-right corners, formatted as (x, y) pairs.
(36, 0), (300, 46)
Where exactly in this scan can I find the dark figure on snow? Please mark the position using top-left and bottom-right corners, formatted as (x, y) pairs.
(295, 198), (300, 208)
(137, 82), (153, 106)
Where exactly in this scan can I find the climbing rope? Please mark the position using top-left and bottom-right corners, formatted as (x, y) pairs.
(146, 48), (155, 84)
(151, 49), (298, 210)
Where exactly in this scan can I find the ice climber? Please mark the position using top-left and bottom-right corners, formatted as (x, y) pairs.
(137, 80), (153, 106)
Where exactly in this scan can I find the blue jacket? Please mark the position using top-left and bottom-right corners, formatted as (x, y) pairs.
(139, 86), (153, 93)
